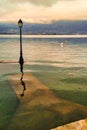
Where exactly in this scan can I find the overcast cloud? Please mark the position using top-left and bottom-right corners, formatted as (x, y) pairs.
(9, 0), (58, 6)
(0, 0), (87, 23)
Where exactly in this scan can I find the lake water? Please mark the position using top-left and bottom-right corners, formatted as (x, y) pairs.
(0, 35), (87, 68)
(1, 35), (87, 129)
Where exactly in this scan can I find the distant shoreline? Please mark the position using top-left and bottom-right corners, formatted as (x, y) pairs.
(0, 34), (87, 38)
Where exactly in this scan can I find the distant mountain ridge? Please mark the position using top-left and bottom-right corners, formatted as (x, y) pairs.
(0, 20), (87, 35)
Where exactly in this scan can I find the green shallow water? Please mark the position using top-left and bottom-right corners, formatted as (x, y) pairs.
(0, 63), (19, 130)
(29, 64), (87, 106)
(1, 62), (87, 129)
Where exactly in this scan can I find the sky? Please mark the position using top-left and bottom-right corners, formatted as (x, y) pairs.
(0, 0), (87, 23)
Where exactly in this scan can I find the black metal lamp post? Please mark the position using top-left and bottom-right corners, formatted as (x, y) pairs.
(18, 19), (24, 75)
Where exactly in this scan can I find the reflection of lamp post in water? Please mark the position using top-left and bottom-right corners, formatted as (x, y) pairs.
(18, 19), (24, 76)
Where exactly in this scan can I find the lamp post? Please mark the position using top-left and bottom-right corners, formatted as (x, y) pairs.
(18, 19), (24, 75)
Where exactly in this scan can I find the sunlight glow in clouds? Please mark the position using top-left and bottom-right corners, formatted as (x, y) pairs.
(0, 0), (87, 23)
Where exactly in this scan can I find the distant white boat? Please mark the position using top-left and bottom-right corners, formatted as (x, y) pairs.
(61, 42), (64, 47)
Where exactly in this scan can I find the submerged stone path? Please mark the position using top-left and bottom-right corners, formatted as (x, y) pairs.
(7, 73), (87, 130)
